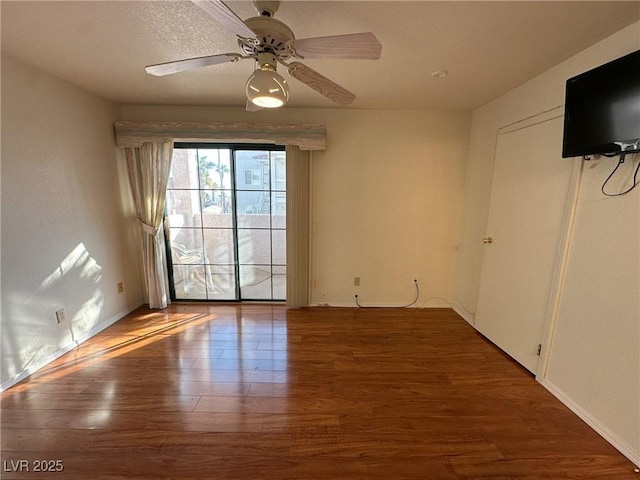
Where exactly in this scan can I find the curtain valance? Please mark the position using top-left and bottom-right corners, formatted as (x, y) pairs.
(114, 121), (326, 151)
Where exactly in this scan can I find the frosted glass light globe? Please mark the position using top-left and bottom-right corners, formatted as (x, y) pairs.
(246, 67), (290, 108)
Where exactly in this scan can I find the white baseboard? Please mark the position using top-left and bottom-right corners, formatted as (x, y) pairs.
(1, 302), (144, 392)
(309, 302), (354, 308)
(309, 302), (453, 309)
(452, 301), (475, 325)
(540, 378), (640, 467)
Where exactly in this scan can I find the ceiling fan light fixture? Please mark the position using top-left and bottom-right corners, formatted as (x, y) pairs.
(144, 2), (383, 108)
(246, 64), (290, 108)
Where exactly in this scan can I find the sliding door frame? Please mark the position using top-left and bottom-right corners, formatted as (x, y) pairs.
(165, 142), (286, 303)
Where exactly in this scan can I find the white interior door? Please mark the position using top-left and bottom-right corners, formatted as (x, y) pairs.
(475, 114), (575, 373)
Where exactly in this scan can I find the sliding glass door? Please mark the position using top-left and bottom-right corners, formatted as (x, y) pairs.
(165, 144), (286, 301)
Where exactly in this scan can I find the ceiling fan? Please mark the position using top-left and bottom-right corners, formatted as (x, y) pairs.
(145, 0), (382, 110)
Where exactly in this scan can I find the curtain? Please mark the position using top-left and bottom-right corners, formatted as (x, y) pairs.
(125, 141), (173, 309)
(285, 145), (311, 307)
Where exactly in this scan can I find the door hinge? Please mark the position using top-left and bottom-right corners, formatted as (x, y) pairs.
(536, 344), (542, 356)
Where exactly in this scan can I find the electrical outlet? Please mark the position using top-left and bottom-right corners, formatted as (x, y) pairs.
(353, 277), (361, 287)
(117, 282), (124, 294)
(55, 308), (66, 324)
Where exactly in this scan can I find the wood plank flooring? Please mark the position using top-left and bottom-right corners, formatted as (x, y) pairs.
(1, 305), (637, 479)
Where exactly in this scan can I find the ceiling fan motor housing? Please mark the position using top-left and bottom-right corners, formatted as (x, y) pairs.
(239, 16), (295, 59)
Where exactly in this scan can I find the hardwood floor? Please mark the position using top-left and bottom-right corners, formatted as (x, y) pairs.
(1, 305), (637, 479)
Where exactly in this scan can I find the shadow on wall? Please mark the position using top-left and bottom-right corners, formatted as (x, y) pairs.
(1, 243), (105, 387)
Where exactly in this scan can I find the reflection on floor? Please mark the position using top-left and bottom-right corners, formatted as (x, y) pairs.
(1, 305), (636, 479)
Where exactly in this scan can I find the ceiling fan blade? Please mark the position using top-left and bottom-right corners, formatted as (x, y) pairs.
(292, 32), (382, 60)
(191, 0), (257, 39)
(145, 53), (242, 76)
(288, 62), (355, 106)
(246, 99), (263, 112)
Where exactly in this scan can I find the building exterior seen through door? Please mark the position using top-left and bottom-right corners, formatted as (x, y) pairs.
(165, 144), (286, 301)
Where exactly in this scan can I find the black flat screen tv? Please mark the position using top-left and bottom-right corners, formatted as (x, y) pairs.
(562, 49), (640, 158)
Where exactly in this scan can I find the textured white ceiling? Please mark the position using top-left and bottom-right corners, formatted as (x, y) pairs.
(2, 1), (639, 110)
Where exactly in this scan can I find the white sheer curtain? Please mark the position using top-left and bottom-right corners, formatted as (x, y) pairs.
(125, 141), (173, 309)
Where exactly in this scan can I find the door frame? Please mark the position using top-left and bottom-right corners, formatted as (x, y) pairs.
(475, 106), (583, 374)
(165, 142), (287, 303)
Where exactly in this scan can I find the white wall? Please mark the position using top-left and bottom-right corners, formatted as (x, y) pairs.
(453, 22), (640, 463)
(544, 151), (639, 462)
(121, 106), (470, 307)
(1, 56), (144, 389)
